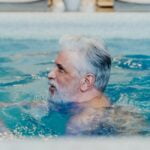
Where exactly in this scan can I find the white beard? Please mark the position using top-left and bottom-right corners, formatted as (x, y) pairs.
(48, 81), (79, 104)
(49, 88), (72, 104)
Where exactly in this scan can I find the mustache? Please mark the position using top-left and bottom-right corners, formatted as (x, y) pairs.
(48, 80), (58, 89)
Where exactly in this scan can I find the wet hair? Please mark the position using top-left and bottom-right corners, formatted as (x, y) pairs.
(59, 35), (111, 92)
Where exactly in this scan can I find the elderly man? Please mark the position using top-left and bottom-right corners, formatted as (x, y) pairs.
(48, 35), (113, 135)
(0, 35), (144, 136)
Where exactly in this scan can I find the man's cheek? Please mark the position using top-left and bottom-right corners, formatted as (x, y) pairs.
(56, 79), (66, 89)
(58, 76), (71, 86)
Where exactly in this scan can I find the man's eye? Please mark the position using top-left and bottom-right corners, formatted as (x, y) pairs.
(55, 64), (66, 73)
(58, 68), (65, 73)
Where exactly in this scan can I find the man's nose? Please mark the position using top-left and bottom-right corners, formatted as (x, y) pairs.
(48, 69), (56, 80)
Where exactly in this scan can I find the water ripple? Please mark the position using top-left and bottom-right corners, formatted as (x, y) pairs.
(0, 75), (35, 87)
(113, 55), (150, 70)
(0, 67), (25, 78)
(0, 57), (12, 63)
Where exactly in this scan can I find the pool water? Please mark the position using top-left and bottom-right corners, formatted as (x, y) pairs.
(0, 38), (150, 137)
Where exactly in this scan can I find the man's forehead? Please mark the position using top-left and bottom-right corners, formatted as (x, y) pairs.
(55, 50), (78, 66)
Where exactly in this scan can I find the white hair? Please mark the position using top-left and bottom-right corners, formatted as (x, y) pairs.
(59, 35), (111, 92)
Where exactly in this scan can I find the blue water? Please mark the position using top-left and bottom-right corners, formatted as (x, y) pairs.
(0, 38), (150, 137)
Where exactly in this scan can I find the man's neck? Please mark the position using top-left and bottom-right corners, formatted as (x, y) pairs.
(74, 88), (110, 109)
(48, 89), (110, 115)
(77, 94), (110, 110)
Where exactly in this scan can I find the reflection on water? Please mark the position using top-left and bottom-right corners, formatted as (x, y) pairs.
(0, 38), (150, 137)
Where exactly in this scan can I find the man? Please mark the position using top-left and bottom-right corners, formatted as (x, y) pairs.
(0, 35), (144, 136)
(48, 35), (113, 135)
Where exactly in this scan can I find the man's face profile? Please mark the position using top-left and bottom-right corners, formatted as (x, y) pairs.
(47, 35), (112, 113)
(48, 50), (81, 103)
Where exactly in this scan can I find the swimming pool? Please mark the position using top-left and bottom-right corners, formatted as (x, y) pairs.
(0, 13), (150, 137)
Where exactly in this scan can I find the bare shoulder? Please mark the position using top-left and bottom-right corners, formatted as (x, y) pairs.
(103, 105), (145, 135)
(66, 108), (105, 135)
(66, 105), (145, 135)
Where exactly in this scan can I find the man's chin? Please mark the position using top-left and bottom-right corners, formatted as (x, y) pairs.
(48, 96), (78, 114)
(48, 94), (73, 105)
(49, 98), (64, 104)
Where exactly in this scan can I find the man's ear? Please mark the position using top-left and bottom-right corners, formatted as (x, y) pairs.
(80, 74), (95, 92)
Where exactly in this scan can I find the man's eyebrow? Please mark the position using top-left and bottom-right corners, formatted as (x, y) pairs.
(56, 63), (67, 72)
